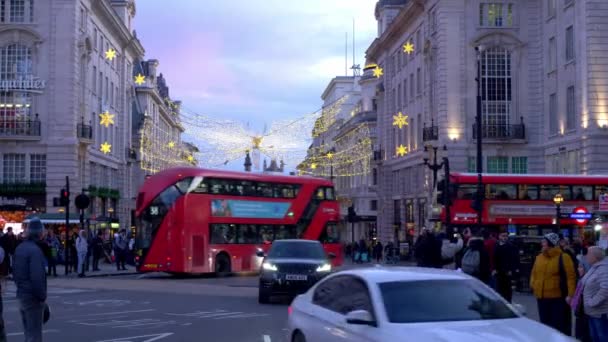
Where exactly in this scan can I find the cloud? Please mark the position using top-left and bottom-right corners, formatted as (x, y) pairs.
(134, 0), (378, 168)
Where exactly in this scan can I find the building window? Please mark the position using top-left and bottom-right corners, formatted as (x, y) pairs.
(80, 7), (85, 30)
(416, 30), (422, 54)
(487, 156), (508, 173)
(480, 47), (512, 138)
(511, 156), (527, 174)
(370, 200), (378, 211)
(29, 154), (45, 182)
(93, 28), (98, 50)
(429, 9), (437, 32)
(110, 81), (114, 107)
(98, 71), (102, 96)
(467, 157), (476, 173)
(92, 66), (96, 94)
(549, 93), (558, 134)
(403, 77), (408, 103)
(565, 26), (575, 61)
(416, 68), (421, 95)
(480, 3), (514, 27)
(548, 37), (556, 72)
(1, 0), (34, 23)
(2, 153), (25, 183)
(0, 44), (32, 80)
(409, 73), (414, 99)
(372, 168), (377, 185)
(397, 83), (401, 109)
(566, 86), (575, 130)
(548, 0), (556, 17)
(99, 36), (103, 54)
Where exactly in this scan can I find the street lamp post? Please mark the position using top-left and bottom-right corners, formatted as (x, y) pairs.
(553, 193), (564, 234)
(424, 145), (448, 232)
(475, 46), (484, 231)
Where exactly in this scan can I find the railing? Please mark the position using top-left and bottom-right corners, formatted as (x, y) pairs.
(422, 124), (439, 142)
(0, 118), (41, 137)
(77, 123), (93, 140)
(472, 121), (526, 139)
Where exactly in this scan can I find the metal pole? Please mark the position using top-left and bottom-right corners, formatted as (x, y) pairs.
(443, 157), (451, 234)
(555, 204), (561, 234)
(64, 176), (69, 275)
(432, 147), (438, 188)
(476, 50), (483, 231)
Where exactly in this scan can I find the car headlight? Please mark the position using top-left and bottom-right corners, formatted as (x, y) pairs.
(262, 262), (278, 271)
(316, 263), (331, 272)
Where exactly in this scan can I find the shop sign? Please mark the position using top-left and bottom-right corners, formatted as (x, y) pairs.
(0, 76), (46, 92)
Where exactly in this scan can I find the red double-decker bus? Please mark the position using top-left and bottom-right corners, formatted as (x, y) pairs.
(134, 167), (342, 274)
(443, 173), (608, 237)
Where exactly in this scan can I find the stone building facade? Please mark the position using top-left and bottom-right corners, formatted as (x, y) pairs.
(367, 0), (608, 242)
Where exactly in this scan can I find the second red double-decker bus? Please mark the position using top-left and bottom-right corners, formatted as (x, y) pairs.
(443, 172), (608, 237)
(134, 167), (342, 275)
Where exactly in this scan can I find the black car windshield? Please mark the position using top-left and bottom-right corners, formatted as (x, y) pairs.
(380, 279), (518, 323)
(267, 242), (326, 259)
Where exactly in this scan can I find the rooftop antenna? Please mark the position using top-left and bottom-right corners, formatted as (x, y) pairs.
(350, 18), (361, 76)
(345, 32), (348, 76)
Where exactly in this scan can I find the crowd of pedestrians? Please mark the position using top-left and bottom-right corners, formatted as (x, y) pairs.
(411, 227), (607, 342)
(0, 220), (137, 341)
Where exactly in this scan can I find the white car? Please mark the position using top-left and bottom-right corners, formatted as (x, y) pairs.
(286, 267), (576, 342)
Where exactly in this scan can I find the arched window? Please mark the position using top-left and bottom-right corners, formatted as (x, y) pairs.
(0, 44), (32, 80)
(480, 47), (512, 138)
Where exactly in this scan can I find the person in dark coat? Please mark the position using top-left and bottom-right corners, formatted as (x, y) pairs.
(494, 231), (520, 302)
(13, 218), (47, 342)
(92, 231), (104, 271)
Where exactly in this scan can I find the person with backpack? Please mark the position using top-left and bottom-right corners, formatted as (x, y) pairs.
(530, 232), (577, 336)
(461, 236), (491, 284)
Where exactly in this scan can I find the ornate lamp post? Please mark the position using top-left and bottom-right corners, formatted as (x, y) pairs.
(553, 193), (564, 234)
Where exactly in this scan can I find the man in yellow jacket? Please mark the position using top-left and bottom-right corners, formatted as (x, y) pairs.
(530, 232), (577, 336)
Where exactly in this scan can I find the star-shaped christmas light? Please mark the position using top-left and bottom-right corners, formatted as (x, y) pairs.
(396, 144), (408, 157)
(167, 141), (176, 148)
(373, 65), (384, 78)
(392, 112), (409, 129)
(403, 41), (414, 55)
(326, 152), (334, 159)
(100, 142), (112, 154)
(187, 155), (195, 162)
(99, 111), (115, 128)
(310, 163), (317, 170)
(134, 73), (146, 85)
(105, 48), (117, 61)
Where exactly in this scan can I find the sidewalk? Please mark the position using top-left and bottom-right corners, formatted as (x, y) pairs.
(48, 261), (137, 278)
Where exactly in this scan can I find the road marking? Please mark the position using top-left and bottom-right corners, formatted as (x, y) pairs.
(95, 332), (174, 342)
(56, 309), (155, 319)
(166, 310), (225, 317)
(213, 313), (270, 320)
(63, 299), (131, 307)
(7, 329), (60, 336)
(263, 335), (271, 342)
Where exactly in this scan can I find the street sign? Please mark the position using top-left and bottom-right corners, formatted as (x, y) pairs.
(599, 193), (608, 211)
(572, 206), (590, 225)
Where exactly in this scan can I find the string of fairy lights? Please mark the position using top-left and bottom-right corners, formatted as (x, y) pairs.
(96, 40), (418, 176)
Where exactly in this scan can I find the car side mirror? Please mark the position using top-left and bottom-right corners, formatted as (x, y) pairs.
(512, 303), (526, 316)
(328, 252), (336, 259)
(256, 250), (265, 258)
(345, 310), (376, 327)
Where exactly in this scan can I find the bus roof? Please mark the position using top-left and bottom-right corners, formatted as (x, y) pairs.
(450, 172), (608, 185)
(137, 167), (334, 214)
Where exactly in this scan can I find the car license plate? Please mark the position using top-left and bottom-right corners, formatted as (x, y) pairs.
(285, 274), (307, 281)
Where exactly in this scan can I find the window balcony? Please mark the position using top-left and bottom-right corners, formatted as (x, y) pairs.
(472, 117), (526, 140)
(423, 120), (439, 142)
(77, 123), (93, 143)
(0, 116), (41, 140)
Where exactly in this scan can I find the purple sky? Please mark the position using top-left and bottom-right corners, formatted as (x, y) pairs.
(135, 0), (377, 130)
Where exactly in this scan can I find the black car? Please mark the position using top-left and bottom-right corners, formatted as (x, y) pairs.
(257, 239), (335, 304)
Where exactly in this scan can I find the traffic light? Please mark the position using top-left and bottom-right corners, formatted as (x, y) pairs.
(60, 188), (69, 206)
(347, 206), (357, 223)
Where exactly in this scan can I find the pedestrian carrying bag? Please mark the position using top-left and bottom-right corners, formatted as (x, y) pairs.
(461, 249), (480, 275)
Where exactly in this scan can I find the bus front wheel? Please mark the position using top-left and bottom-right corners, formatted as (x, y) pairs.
(215, 253), (231, 277)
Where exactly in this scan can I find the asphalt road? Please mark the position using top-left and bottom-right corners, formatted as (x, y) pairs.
(2, 281), (288, 342)
(1, 265), (542, 342)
